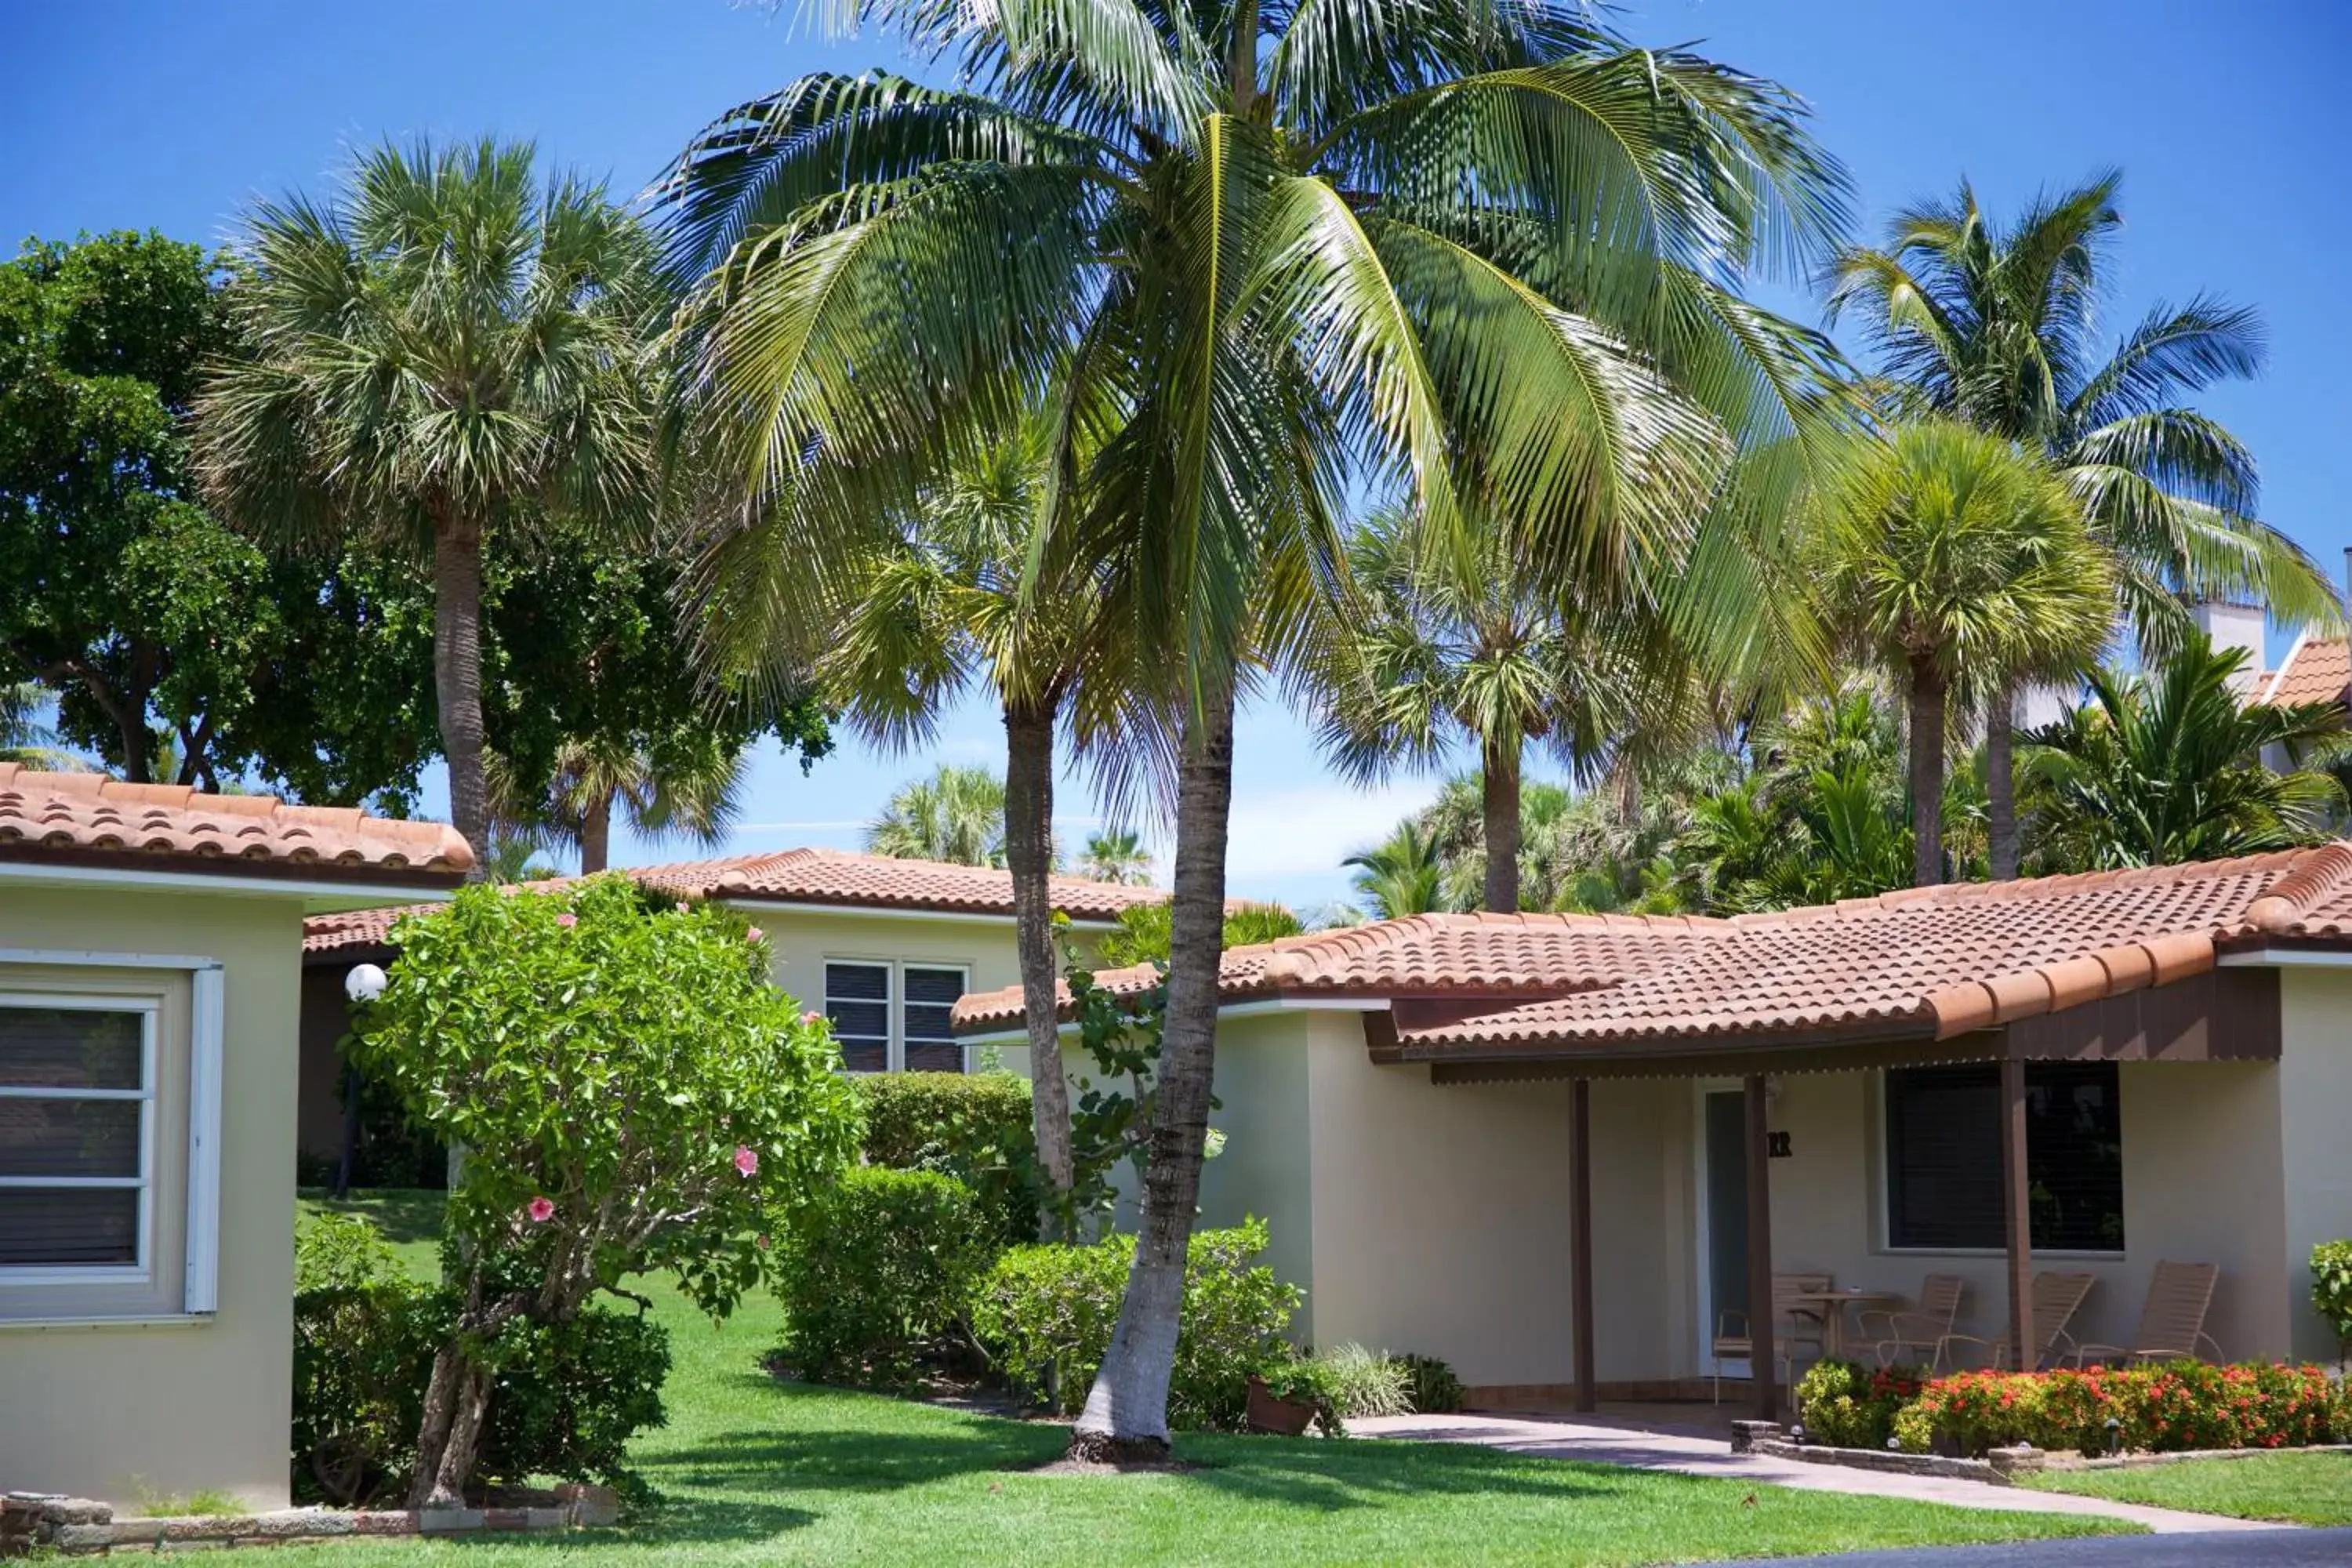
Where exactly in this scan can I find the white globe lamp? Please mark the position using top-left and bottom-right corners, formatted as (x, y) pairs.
(344, 963), (390, 1004)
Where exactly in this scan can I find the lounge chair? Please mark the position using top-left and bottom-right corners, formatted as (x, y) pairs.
(1858, 1274), (1966, 1370)
(1713, 1272), (1832, 1403)
(1937, 1271), (2096, 1371)
(2069, 1261), (2221, 1367)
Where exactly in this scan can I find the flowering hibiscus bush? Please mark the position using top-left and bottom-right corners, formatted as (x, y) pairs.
(350, 874), (862, 1503)
(1889, 1362), (2350, 1457)
(1795, 1360), (1927, 1450)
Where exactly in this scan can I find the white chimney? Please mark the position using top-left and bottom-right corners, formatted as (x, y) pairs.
(2192, 601), (2267, 691)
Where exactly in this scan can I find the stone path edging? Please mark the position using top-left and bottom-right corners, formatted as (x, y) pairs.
(2, 1483), (619, 1555)
(1350, 1413), (2292, 1537)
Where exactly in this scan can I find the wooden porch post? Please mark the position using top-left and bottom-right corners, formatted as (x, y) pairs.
(1744, 1073), (1776, 1421)
(2001, 1055), (2034, 1370)
(1571, 1077), (1595, 1413)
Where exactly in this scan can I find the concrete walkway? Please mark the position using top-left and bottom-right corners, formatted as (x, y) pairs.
(1353, 1412), (2292, 1537)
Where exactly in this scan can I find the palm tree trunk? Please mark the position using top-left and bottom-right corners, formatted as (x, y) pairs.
(432, 518), (491, 874)
(1482, 737), (1522, 913)
(1908, 654), (1947, 887)
(579, 787), (615, 876)
(1069, 677), (1236, 1461)
(1987, 684), (2018, 881)
(1004, 701), (1076, 1232)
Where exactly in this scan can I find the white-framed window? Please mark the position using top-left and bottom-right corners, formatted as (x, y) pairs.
(0, 955), (222, 1322)
(822, 960), (971, 1073)
(0, 997), (156, 1276)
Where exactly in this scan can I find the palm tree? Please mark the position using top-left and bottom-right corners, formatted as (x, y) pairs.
(475, 830), (564, 884)
(1, 682), (75, 769)
(1080, 829), (1154, 885)
(1313, 503), (1657, 912)
(1342, 820), (1447, 920)
(662, 0), (1850, 1457)
(865, 764), (1009, 866)
(1827, 172), (2341, 877)
(195, 139), (666, 865)
(519, 736), (749, 875)
(1813, 422), (2113, 884)
(2024, 638), (2347, 868)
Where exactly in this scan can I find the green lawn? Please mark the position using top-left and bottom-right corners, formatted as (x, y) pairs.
(299, 1186), (446, 1279)
(2023, 1450), (2352, 1527)
(260, 1191), (2129, 1566)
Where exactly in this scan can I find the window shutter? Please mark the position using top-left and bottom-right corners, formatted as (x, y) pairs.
(183, 965), (223, 1313)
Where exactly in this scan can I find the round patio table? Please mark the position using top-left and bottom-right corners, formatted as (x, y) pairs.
(1782, 1287), (1904, 1360)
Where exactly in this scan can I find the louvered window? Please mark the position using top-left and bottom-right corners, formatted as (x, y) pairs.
(824, 963), (891, 1073)
(1885, 1062), (2125, 1252)
(901, 967), (967, 1073)
(0, 1002), (153, 1271)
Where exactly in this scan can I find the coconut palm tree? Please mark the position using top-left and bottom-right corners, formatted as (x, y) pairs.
(865, 764), (1010, 866)
(195, 138), (666, 865)
(1811, 422), (2113, 884)
(2024, 638), (2348, 868)
(661, 0), (1851, 1457)
(1312, 503), (1663, 912)
(524, 735), (749, 875)
(1342, 820), (1447, 920)
(1080, 829), (1154, 885)
(1826, 172), (2341, 877)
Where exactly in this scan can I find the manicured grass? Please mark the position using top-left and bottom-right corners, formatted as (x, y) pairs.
(2023, 1450), (2352, 1526)
(253, 1192), (2128, 1565)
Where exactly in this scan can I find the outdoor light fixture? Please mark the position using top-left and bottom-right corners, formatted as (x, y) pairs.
(2104, 1417), (2122, 1457)
(345, 963), (389, 1004)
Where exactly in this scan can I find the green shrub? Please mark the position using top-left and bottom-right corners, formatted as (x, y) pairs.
(1397, 1353), (1464, 1414)
(970, 1218), (1300, 1429)
(1795, 1360), (1926, 1450)
(853, 1072), (1040, 1246)
(1312, 1343), (1415, 1419)
(294, 1210), (405, 1293)
(1890, 1363), (2350, 1457)
(292, 1283), (670, 1505)
(1098, 901), (1303, 968)
(775, 1167), (993, 1386)
(2311, 1240), (2352, 1362)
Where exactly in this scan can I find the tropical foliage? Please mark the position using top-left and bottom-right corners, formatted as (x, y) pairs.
(1343, 819), (1448, 920)
(866, 764), (1011, 866)
(1080, 829), (1154, 885)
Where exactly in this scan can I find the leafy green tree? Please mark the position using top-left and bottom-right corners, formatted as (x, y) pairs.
(1313, 503), (1649, 911)
(865, 763), (1011, 866)
(2022, 638), (2347, 868)
(1080, 829), (1154, 886)
(663, 0), (1849, 1456)
(1096, 899), (1304, 970)
(1342, 820), (1447, 920)
(1828, 173), (2342, 876)
(1811, 422), (2112, 885)
(351, 876), (860, 1506)
(196, 140), (667, 860)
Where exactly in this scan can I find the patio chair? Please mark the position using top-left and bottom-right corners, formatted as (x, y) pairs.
(1936, 1271), (2096, 1371)
(2068, 1261), (2222, 1367)
(1712, 1272), (1832, 1403)
(1858, 1274), (1966, 1371)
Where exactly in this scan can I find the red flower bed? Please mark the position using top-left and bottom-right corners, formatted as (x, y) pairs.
(1889, 1361), (2348, 1457)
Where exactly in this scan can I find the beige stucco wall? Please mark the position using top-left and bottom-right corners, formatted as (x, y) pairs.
(1757, 1062), (2290, 1366)
(2279, 967), (2352, 1362)
(1192, 1012), (1316, 1323)
(0, 883), (307, 1511)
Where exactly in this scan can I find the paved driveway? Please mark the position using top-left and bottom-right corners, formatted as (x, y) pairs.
(1354, 1413), (2289, 1537)
(1699, 1529), (2352, 1566)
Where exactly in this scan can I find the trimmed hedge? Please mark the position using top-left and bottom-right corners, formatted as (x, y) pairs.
(854, 1072), (1040, 1246)
(1795, 1360), (1929, 1450)
(969, 1218), (1300, 1430)
(774, 1167), (993, 1386)
(1855, 1362), (2351, 1457)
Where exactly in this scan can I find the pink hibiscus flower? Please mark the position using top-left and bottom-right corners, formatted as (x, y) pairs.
(801, 1010), (823, 1027)
(526, 1196), (555, 1224)
(556, 912), (578, 928)
(734, 1145), (759, 1178)
(746, 927), (766, 942)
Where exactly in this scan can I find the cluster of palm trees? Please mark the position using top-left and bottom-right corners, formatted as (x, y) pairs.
(862, 760), (1155, 883)
(178, 2), (2340, 1462)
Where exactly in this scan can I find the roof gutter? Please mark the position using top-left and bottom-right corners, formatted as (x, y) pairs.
(2217, 944), (2352, 968)
(718, 897), (1124, 931)
(0, 858), (462, 913)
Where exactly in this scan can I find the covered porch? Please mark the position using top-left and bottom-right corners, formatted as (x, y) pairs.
(1386, 964), (2288, 1419)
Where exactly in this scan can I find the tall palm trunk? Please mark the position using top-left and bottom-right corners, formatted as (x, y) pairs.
(1004, 701), (1076, 1231)
(579, 786), (615, 875)
(1069, 678), (1236, 1461)
(1907, 653), (1947, 887)
(1987, 684), (2018, 880)
(1482, 737), (1522, 913)
(433, 519), (491, 874)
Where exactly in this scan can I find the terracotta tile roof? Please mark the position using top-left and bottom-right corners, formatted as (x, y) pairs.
(949, 910), (1720, 1029)
(954, 846), (2352, 1049)
(2256, 637), (2350, 708)
(301, 848), (1162, 955)
(0, 764), (472, 882)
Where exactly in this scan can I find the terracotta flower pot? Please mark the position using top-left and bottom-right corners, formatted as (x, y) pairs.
(1246, 1374), (1320, 1436)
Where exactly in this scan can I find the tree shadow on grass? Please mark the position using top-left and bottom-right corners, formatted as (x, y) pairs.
(298, 1186), (445, 1247)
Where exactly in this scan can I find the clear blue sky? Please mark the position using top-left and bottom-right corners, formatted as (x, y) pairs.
(7, 0), (2347, 909)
